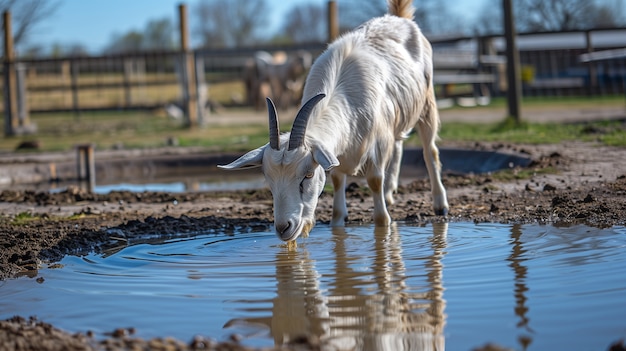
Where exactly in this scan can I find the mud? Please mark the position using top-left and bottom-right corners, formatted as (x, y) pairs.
(1, 141), (626, 350)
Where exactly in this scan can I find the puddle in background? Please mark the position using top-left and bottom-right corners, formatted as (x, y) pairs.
(91, 148), (530, 194)
(9, 173), (268, 194)
(1, 222), (625, 350)
(3, 147), (532, 194)
(92, 174), (267, 194)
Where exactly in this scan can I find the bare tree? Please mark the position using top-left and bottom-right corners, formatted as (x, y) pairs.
(474, 0), (626, 35)
(579, 0), (625, 28)
(193, 0), (269, 48)
(280, 3), (326, 43)
(337, 0), (465, 36)
(592, 6), (622, 28)
(337, 0), (387, 31)
(473, 0), (504, 35)
(414, 0), (466, 35)
(517, 0), (597, 31)
(0, 0), (60, 50)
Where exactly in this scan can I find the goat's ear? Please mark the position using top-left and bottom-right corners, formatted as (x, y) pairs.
(312, 144), (339, 171)
(218, 145), (266, 170)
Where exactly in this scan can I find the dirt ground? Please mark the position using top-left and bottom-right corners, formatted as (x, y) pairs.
(1, 140), (626, 351)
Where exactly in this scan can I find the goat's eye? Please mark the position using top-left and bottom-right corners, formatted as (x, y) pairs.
(300, 172), (313, 194)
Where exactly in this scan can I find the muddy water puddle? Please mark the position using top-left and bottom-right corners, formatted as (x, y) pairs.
(92, 173), (267, 193)
(6, 147), (532, 194)
(1, 222), (625, 350)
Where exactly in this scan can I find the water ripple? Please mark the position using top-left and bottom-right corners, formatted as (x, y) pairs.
(0, 223), (624, 350)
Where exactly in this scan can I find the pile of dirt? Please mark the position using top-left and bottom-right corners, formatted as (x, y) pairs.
(0, 315), (320, 351)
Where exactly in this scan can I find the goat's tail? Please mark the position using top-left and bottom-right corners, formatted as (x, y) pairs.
(388, 0), (415, 20)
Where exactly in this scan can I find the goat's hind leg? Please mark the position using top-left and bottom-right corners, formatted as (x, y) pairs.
(418, 95), (449, 216)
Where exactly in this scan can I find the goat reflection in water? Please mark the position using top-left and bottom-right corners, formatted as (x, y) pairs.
(225, 223), (448, 350)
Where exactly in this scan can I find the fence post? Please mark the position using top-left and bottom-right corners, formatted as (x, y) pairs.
(15, 63), (30, 129)
(585, 30), (597, 95)
(502, 0), (522, 122)
(3, 11), (33, 136)
(327, 0), (339, 43)
(178, 4), (198, 128)
(3, 11), (16, 136)
(76, 144), (95, 192)
(123, 58), (133, 107)
(195, 56), (207, 125)
(476, 35), (494, 98)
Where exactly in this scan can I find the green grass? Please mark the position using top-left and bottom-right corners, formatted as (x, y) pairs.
(431, 117), (626, 146)
(1, 95), (625, 153)
(444, 94), (625, 110)
(1, 109), (272, 153)
(11, 212), (41, 225)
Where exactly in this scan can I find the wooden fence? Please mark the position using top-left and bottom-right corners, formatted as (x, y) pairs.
(2, 2), (625, 136)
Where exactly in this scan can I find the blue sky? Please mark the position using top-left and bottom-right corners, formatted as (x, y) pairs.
(28, 0), (328, 52)
(28, 0), (482, 53)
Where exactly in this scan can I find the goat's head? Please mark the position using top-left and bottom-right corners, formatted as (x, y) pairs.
(219, 93), (339, 241)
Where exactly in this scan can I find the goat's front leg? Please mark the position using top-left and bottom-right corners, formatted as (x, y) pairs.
(367, 171), (391, 227)
(330, 170), (348, 226)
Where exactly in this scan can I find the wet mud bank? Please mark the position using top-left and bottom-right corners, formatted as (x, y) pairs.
(2, 141), (626, 280)
(1, 141), (626, 350)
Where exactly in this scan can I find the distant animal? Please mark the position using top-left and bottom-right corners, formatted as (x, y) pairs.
(220, 0), (448, 242)
(243, 50), (312, 110)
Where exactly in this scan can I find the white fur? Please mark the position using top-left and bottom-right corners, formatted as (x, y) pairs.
(220, 1), (449, 241)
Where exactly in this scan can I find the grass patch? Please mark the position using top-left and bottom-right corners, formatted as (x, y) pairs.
(11, 212), (41, 225)
(0, 109), (271, 153)
(3, 211), (97, 224)
(473, 95), (624, 109)
(427, 117), (626, 146)
(520, 94), (625, 108)
(5, 111), (625, 153)
(1, 95), (624, 153)
(489, 166), (559, 182)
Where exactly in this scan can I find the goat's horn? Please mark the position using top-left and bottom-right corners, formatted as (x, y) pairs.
(288, 93), (326, 151)
(267, 97), (280, 150)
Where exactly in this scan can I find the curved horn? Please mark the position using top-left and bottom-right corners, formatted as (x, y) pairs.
(288, 93), (326, 151)
(266, 97), (280, 150)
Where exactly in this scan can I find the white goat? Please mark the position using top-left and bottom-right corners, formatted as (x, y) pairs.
(220, 0), (449, 241)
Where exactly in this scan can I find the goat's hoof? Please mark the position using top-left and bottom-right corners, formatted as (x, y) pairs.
(434, 207), (449, 216)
